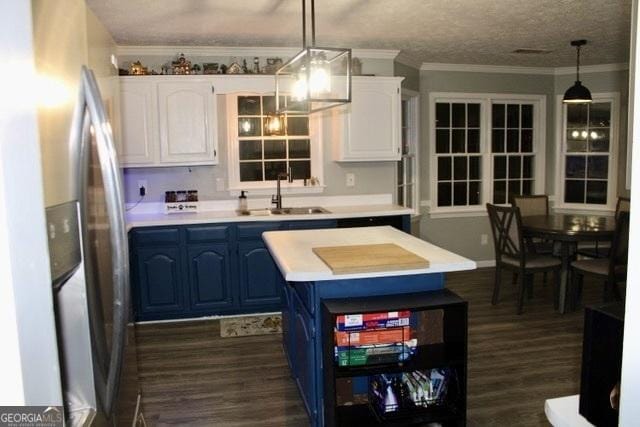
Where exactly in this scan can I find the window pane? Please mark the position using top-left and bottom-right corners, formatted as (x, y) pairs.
(521, 104), (533, 128)
(589, 103), (611, 127)
(287, 116), (308, 135)
(523, 155), (534, 178)
(492, 104), (505, 128)
(494, 156), (507, 179)
(589, 129), (610, 152)
(238, 118), (261, 136)
(397, 185), (404, 206)
(508, 156), (521, 179)
(438, 157), (452, 180)
(567, 104), (588, 128)
(264, 140), (286, 159)
(290, 160), (311, 179)
(401, 100), (408, 127)
(468, 104), (480, 127)
(492, 129), (505, 152)
(397, 160), (404, 184)
(467, 129), (480, 152)
(586, 180), (607, 204)
(507, 129), (519, 152)
(507, 104), (519, 128)
(521, 129), (533, 152)
(452, 103), (466, 127)
(452, 130), (465, 153)
(522, 180), (533, 195)
(264, 161), (287, 180)
(238, 96), (261, 115)
(436, 129), (450, 153)
(494, 181), (506, 204)
(469, 156), (481, 180)
(469, 181), (480, 205)
(587, 156), (608, 179)
(405, 159), (413, 185)
(436, 103), (450, 128)
(454, 157), (467, 180)
(438, 182), (452, 206)
(453, 182), (467, 205)
(239, 140), (262, 160)
(240, 162), (263, 181)
(508, 180), (521, 199)
(402, 127), (409, 155)
(263, 96), (280, 115)
(289, 139), (310, 158)
(566, 129), (587, 152)
(565, 180), (585, 203)
(405, 184), (414, 209)
(566, 156), (586, 178)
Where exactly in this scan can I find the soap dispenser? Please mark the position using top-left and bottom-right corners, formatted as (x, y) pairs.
(238, 191), (248, 211)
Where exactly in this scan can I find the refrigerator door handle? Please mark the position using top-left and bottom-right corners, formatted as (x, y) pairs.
(78, 66), (130, 417)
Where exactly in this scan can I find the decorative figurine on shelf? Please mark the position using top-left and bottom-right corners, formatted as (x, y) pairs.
(161, 63), (170, 75)
(219, 64), (228, 74)
(227, 61), (243, 74)
(242, 59), (249, 74)
(203, 63), (219, 75)
(253, 57), (260, 74)
(172, 53), (192, 75)
(191, 63), (201, 74)
(264, 57), (283, 74)
(129, 61), (149, 75)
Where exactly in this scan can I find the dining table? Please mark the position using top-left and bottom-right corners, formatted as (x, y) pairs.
(521, 213), (616, 313)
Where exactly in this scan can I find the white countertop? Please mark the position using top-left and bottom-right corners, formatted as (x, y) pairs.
(126, 203), (412, 229)
(545, 395), (593, 427)
(262, 226), (476, 281)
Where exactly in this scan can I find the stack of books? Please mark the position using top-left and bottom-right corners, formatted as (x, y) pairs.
(334, 311), (417, 367)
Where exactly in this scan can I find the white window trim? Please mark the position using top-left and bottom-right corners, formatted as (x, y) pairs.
(553, 92), (620, 212)
(225, 92), (324, 195)
(427, 92), (546, 217)
(395, 88), (420, 215)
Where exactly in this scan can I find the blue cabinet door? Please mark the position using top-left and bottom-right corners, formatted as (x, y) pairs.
(135, 247), (185, 316)
(292, 291), (316, 422)
(186, 243), (234, 312)
(238, 241), (282, 308)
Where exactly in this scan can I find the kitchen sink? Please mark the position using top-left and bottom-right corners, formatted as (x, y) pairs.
(238, 206), (331, 216)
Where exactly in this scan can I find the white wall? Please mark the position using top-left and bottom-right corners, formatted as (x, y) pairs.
(0, 0), (62, 406)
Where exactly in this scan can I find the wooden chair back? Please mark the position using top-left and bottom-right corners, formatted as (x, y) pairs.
(486, 203), (525, 265)
(511, 194), (549, 216)
(616, 197), (630, 214)
(610, 211), (630, 271)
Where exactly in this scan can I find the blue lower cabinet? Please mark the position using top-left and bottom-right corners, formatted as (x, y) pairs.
(293, 291), (317, 423)
(135, 247), (185, 317)
(186, 244), (234, 312)
(282, 283), (295, 372)
(238, 241), (282, 309)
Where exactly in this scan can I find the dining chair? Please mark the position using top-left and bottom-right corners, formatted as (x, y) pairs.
(486, 203), (562, 314)
(570, 211), (630, 309)
(577, 197), (631, 259)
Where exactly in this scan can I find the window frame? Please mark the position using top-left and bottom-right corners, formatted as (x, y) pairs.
(554, 92), (620, 213)
(395, 89), (420, 214)
(226, 92), (324, 194)
(428, 92), (546, 218)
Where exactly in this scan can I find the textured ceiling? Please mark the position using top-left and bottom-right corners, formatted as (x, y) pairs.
(86, 0), (632, 67)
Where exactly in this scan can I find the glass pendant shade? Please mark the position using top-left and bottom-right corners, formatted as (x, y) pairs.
(563, 80), (593, 104)
(264, 112), (286, 136)
(276, 47), (352, 114)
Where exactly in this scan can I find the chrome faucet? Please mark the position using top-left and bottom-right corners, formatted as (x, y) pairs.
(272, 167), (293, 209)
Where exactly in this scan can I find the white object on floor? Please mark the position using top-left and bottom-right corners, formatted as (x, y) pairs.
(545, 395), (593, 427)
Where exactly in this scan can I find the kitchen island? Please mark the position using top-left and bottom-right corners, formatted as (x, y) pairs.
(263, 226), (476, 426)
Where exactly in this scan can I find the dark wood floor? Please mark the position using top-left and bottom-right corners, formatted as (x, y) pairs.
(136, 268), (607, 426)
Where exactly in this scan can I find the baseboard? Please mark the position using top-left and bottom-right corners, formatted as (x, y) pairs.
(135, 311), (282, 325)
(475, 260), (496, 268)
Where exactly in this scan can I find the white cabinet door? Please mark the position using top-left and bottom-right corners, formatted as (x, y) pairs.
(157, 82), (218, 165)
(333, 77), (402, 161)
(119, 80), (157, 165)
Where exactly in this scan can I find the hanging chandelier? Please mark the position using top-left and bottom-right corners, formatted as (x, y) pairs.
(274, 0), (352, 115)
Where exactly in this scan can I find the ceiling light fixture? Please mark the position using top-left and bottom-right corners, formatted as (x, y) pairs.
(563, 40), (593, 104)
(275, 0), (351, 115)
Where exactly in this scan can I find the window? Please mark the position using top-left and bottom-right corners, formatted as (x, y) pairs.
(557, 94), (619, 209)
(227, 94), (323, 192)
(429, 93), (546, 216)
(396, 92), (419, 211)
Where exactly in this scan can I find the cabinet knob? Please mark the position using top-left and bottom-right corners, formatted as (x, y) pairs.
(211, 86), (215, 93)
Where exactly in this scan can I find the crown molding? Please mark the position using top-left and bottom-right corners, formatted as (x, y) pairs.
(553, 62), (629, 75)
(420, 61), (629, 75)
(116, 45), (399, 60)
(395, 52), (422, 69)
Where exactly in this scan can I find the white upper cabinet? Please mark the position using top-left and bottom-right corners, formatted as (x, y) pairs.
(157, 82), (218, 165)
(119, 80), (157, 166)
(332, 77), (403, 162)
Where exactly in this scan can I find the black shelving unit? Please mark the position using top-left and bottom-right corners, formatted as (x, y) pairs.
(322, 289), (468, 427)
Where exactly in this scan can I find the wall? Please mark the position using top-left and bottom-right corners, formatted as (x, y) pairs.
(394, 61), (420, 92)
(417, 68), (629, 261)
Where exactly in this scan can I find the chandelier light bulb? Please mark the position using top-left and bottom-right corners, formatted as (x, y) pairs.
(581, 130), (588, 139)
(571, 130), (579, 138)
(590, 131), (598, 140)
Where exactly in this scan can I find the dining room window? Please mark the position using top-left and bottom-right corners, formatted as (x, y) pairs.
(396, 92), (419, 211)
(429, 93), (546, 217)
(556, 94), (619, 210)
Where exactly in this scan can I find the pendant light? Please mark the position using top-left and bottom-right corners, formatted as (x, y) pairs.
(274, 0), (352, 115)
(563, 40), (593, 104)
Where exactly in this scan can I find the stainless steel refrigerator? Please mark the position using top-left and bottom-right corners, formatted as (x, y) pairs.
(46, 67), (142, 426)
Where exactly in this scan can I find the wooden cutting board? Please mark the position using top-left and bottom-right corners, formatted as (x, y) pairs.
(312, 243), (429, 274)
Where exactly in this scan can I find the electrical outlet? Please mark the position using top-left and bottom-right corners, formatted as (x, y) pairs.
(480, 234), (488, 245)
(346, 173), (355, 187)
(137, 180), (147, 197)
